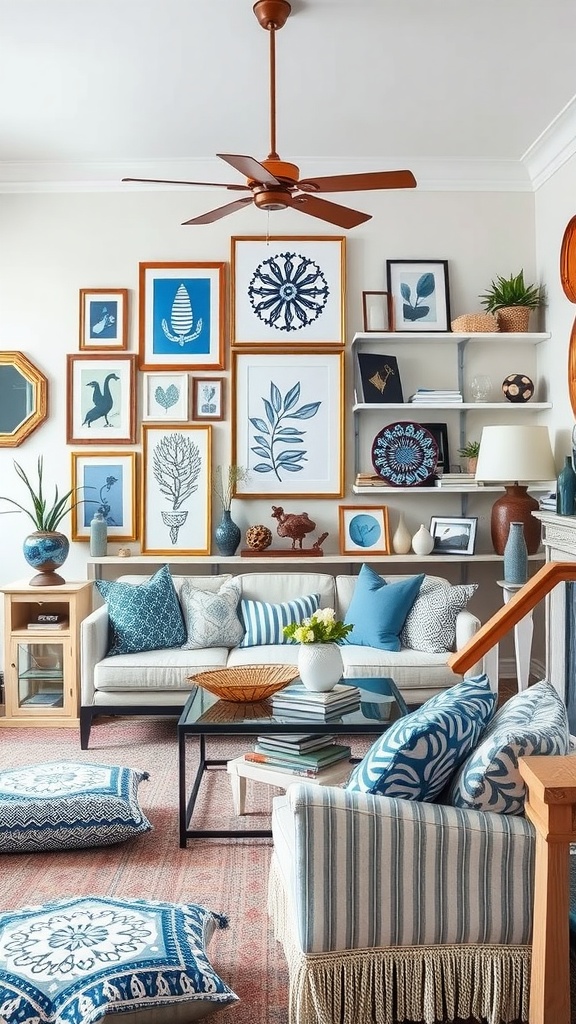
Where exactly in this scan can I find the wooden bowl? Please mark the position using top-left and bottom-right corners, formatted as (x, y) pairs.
(189, 664), (299, 702)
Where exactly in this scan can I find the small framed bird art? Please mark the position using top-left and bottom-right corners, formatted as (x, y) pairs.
(66, 354), (137, 444)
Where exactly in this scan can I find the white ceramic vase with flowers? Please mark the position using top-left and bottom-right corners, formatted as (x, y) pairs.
(283, 608), (353, 692)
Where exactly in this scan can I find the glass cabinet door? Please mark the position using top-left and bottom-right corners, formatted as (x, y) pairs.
(15, 641), (65, 711)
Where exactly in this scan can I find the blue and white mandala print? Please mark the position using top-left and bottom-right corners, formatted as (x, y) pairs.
(248, 251), (329, 332)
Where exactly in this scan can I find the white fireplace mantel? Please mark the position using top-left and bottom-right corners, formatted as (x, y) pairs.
(533, 512), (576, 700)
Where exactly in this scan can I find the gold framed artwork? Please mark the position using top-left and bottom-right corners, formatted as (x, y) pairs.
(141, 423), (211, 555)
(70, 451), (138, 542)
(338, 505), (391, 555)
(138, 261), (225, 371)
(231, 235), (345, 346)
(79, 288), (129, 350)
(66, 354), (137, 444)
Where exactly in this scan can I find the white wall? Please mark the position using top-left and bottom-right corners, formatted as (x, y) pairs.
(0, 186), (540, 657)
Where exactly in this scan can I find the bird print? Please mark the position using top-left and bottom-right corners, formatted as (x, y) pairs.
(83, 373), (120, 428)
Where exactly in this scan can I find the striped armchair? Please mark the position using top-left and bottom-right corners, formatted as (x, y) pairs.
(269, 784), (535, 1024)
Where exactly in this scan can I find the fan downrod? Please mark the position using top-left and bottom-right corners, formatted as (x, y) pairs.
(253, 0), (291, 31)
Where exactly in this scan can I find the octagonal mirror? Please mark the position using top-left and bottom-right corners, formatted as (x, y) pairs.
(0, 352), (48, 446)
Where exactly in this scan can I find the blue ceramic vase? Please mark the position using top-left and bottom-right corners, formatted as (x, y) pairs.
(23, 530), (69, 586)
(214, 509), (241, 557)
(556, 455), (576, 516)
(89, 512), (108, 557)
(503, 522), (528, 585)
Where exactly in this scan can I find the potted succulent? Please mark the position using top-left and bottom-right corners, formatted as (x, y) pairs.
(457, 440), (480, 475)
(479, 270), (543, 332)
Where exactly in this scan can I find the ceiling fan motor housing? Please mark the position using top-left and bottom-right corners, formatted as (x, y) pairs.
(253, 0), (291, 30)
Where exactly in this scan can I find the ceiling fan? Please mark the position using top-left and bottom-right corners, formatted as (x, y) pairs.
(123, 0), (417, 229)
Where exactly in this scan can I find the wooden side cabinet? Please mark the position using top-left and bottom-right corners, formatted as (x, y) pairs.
(0, 579), (93, 728)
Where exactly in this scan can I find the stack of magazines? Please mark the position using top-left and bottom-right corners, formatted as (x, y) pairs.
(409, 388), (463, 404)
(244, 733), (352, 777)
(270, 682), (361, 719)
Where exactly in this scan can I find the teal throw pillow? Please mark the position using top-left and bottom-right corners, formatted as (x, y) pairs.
(345, 674), (497, 801)
(344, 564), (425, 651)
(95, 565), (186, 656)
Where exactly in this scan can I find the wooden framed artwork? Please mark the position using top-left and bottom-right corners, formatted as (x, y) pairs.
(231, 235), (345, 346)
(192, 377), (225, 421)
(79, 288), (128, 350)
(142, 372), (189, 421)
(386, 260), (451, 332)
(66, 354), (137, 444)
(70, 451), (138, 541)
(232, 349), (344, 497)
(362, 291), (393, 333)
(339, 505), (391, 555)
(138, 261), (225, 371)
(141, 424), (211, 555)
(429, 515), (478, 555)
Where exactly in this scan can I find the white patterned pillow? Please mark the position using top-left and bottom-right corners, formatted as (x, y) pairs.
(238, 593), (320, 648)
(0, 761), (151, 852)
(180, 578), (244, 650)
(345, 674), (496, 801)
(448, 681), (569, 815)
(0, 895), (238, 1022)
(400, 578), (477, 653)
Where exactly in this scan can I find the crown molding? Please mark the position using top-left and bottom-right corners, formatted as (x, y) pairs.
(522, 93), (576, 190)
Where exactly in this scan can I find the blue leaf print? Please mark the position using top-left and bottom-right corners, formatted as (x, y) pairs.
(416, 273), (435, 299)
(400, 272), (436, 322)
(270, 382), (282, 412)
(250, 380), (320, 481)
(155, 384), (180, 411)
(249, 417), (270, 434)
(283, 382), (301, 411)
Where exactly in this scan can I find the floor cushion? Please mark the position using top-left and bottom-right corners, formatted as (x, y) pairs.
(0, 761), (151, 853)
(0, 895), (238, 1023)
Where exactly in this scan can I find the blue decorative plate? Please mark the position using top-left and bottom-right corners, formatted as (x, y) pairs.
(371, 421), (439, 486)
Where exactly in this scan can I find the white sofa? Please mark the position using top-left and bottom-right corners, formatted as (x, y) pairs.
(80, 570), (481, 748)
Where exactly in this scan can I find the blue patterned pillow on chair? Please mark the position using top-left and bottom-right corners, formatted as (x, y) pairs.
(345, 674), (496, 801)
(95, 564), (186, 655)
(448, 680), (569, 814)
(0, 896), (238, 1022)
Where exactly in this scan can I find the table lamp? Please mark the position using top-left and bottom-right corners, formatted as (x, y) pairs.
(474, 424), (556, 554)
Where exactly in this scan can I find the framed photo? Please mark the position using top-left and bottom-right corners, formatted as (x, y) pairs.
(232, 349), (344, 497)
(362, 291), (393, 333)
(420, 421), (450, 472)
(339, 505), (391, 555)
(141, 424), (211, 555)
(429, 515), (478, 555)
(192, 377), (225, 421)
(138, 262), (225, 371)
(66, 354), (136, 444)
(386, 260), (451, 332)
(231, 236), (345, 346)
(143, 372), (189, 421)
(357, 351), (403, 403)
(79, 288), (128, 350)
(70, 451), (138, 541)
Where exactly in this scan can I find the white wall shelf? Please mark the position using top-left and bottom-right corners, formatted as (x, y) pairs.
(353, 402), (552, 412)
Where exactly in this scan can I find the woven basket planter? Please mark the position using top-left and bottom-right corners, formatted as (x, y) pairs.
(496, 306), (532, 332)
(451, 313), (499, 333)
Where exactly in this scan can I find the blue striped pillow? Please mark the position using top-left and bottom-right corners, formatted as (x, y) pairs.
(238, 594), (320, 647)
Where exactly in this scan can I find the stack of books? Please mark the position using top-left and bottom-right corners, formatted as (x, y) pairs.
(271, 682), (361, 720)
(244, 732), (352, 777)
(539, 491), (557, 511)
(27, 614), (69, 631)
(409, 388), (463, 404)
(434, 473), (478, 488)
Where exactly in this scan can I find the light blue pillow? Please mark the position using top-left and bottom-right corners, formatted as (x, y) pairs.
(344, 564), (425, 651)
(0, 761), (151, 852)
(95, 564), (186, 655)
(0, 895), (238, 1021)
(345, 674), (496, 801)
(239, 593), (320, 647)
(448, 680), (569, 814)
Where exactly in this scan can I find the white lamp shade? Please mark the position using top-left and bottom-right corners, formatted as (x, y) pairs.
(475, 425), (556, 482)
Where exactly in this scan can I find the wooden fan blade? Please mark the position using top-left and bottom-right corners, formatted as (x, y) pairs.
(217, 153), (282, 186)
(290, 193), (371, 229)
(182, 197), (253, 225)
(298, 170), (417, 192)
(122, 176), (249, 191)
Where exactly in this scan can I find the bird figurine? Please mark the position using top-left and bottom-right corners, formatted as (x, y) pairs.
(83, 373), (120, 428)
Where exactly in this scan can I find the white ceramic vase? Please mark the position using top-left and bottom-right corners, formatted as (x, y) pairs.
(298, 642), (343, 692)
(392, 513), (412, 555)
(411, 523), (434, 555)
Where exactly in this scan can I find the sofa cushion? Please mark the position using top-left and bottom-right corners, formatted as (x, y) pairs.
(0, 761), (151, 852)
(0, 896), (237, 1022)
(448, 680), (570, 814)
(400, 578), (478, 653)
(96, 565), (186, 656)
(94, 647), (228, 692)
(345, 674), (496, 801)
(180, 577), (244, 650)
(238, 593), (320, 648)
(343, 564), (424, 652)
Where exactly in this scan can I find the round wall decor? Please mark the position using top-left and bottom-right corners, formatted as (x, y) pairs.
(502, 373), (534, 403)
(371, 420), (438, 487)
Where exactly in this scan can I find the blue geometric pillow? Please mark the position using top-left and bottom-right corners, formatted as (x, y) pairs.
(95, 564), (186, 655)
(0, 896), (238, 1022)
(0, 761), (151, 852)
(345, 674), (496, 801)
(344, 564), (425, 651)
(448, 681), (569, 815)
(238, 593), (320, 647)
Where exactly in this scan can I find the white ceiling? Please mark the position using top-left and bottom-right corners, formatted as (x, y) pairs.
(1, 0), (576, 191)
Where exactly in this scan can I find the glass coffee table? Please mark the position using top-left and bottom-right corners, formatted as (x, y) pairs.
(177, 676), (408, 846)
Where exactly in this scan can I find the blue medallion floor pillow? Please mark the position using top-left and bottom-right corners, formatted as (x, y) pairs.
(0, 761), (151, 853)
(448, 680), (570, 814)
(96, 564), (186, 656)
(343, 563), (425, 651)
(345, 674), (496, 801)
(0, 896), (238, 1023)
